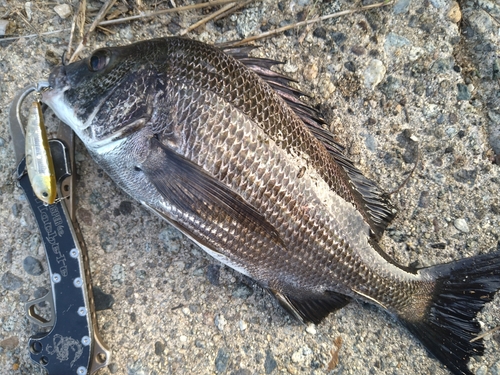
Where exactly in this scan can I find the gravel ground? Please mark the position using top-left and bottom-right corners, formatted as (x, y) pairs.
(1, 1), (500, 375)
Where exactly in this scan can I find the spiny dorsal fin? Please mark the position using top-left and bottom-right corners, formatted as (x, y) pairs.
(223, 45), (396, 239)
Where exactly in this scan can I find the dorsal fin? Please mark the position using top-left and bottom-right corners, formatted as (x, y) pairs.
(223, 45), (396, 239)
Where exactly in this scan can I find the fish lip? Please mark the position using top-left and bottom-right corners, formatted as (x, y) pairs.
(45, 65), (71, 98)
(41, 65), (74, 118)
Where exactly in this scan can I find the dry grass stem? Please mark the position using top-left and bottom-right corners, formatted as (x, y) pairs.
(69, 0), (117, 63)
(470, 325), (500, 343)
(229, 0), (394, 46)
(212, 0), (254, 22)
(180, 2), (238, 35)
(99, 0), (246, 27)
(0, 0), (392, 45)
(67, 0), (87, 61)
(96, 25), (116, 34)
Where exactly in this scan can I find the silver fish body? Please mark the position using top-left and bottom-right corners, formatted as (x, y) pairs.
(25, 99), (56, 204)
(42, 37), (500, 375)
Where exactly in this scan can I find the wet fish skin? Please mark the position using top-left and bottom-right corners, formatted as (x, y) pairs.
(42, 37), (500, 375)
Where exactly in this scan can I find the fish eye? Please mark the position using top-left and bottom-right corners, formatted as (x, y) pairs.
(88, 50), (110, 72)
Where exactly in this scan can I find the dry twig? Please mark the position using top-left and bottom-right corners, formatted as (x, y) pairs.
(69, 0), (117, 63)
(229, 1), (394, 47)
(0, 0), (393, 46)
(180, 1), (251, 35)
(67, 0), (87, 61)
(99, 0), (245, 27)
(470, 325), (500, 343)
(213, 0), (254, 22)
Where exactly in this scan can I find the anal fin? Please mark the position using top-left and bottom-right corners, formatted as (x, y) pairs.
(273, 290), (351, 325)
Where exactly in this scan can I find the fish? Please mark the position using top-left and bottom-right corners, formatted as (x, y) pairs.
(41, 37), (500, 375)
(25, 98), (56, 204)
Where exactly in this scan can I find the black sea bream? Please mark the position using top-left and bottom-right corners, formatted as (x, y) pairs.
(42, 37), (500, 375)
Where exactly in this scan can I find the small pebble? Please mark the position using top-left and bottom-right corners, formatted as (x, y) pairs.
(206, 264), (221, 286)
(111, 264), (125, 286)
(344, 61), (356, 73)
(25, 2), (33, 21)
(232, 282), (253, 299)
(231, 369), (251, 375)
(468, 10), (493, 35)
(0, 136), (6, 147)
(457, 83), (471, 100)
(475, 365), (488, 375)
(93, 286), (115, 311)
(351, 46), (366, 56)
(384, 32), (411, 49)
(409, 47), (424, 61)
(393, 0), (410, 14)
(239, 320), (247, 331)
(491, 360), (500, 375)
(119, 201), (133, 215)
(23, 256), (43, 276)
(313, 27), (326, 39)
(108, 363), (119, 374)
(303, 62), (318, 81)
(305, 324), (317, 335)
(453, 168), (478, 185)
(283, 62), (298, 73)
(0, 19), (9, 36)
(215, 348), (230, 373)
(54, 4), (72, 19)
(1, 271), (23, 291)
(448, 1), (461, 23)
(264, 350), (277, 374)
(418, 191), (430, 208)
(11, 203), (20, 217)
(331, 31), (346, 45)
(215, 314), (227, 331)
(127, 360), (146, 375)
(0, 336), (19, 350)
(291, 346), (312, 364)
(364, 59), (386, 89)
(493, 59), (500, 80)
(154, 341), (165, 356)
(453, 218), (469, 233)
(429, 0), (446, 8)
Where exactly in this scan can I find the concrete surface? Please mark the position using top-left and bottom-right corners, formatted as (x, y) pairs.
(1, 1), (499, 374)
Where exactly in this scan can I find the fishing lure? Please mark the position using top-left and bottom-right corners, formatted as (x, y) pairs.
(25, 95), (56, 204)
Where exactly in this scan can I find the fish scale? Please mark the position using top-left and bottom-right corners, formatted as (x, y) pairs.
(164, 76), (408, 303)
(155, 52), (418, 306)
(42, 37), (500, 375)
(162, 39), (361, 217)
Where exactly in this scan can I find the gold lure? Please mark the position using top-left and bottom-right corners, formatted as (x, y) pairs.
(25, 96), (56, 204)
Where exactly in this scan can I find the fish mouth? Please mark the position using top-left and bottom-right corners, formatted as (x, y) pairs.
(47, 64), (69, 91)
(42, 65), (72, 112)
(42, 65), (93, 137)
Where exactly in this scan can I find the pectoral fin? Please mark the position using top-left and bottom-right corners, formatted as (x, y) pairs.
(141, 136), (283, 247)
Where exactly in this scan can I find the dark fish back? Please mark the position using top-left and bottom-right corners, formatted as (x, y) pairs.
(156, 38), (394, 239)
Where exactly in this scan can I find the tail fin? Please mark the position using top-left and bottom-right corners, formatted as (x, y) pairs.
(400, 250), (500, 375)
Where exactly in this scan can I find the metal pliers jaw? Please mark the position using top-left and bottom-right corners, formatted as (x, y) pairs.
(9, 82), (50, 167)
(9, 83), (110, 375)
(9, 82), (77, 215)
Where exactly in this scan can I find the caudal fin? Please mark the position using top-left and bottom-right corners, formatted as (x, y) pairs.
(400, 250), (500, 375)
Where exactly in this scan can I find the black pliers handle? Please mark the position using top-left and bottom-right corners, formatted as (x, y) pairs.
(8, 84), (111, 375)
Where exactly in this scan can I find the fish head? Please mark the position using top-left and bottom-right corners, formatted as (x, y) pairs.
(42, 41), (162, 150)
